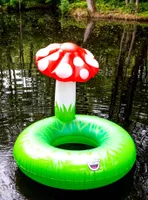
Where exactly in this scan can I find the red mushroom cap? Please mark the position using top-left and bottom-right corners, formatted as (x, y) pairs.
(36, 42), (99, 82)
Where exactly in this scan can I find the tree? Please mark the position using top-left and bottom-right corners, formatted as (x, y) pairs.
(86, 0), (96, 13)
(126, 0), (139, 13)
(135, 0), (139, 12)
(125, 0), (128, 7)
(83, 20), (95, 43)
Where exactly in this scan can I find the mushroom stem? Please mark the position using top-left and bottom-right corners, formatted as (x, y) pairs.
(55, 80), (76, 122)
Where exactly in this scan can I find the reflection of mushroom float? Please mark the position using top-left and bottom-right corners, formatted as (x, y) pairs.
(36, 42), (99, 122)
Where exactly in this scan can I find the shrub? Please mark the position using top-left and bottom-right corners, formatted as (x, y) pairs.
(59, 0), (70, 15)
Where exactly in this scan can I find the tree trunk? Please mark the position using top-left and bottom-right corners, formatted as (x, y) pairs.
(83, 20), (95, 43)
(125, 28), (136, 66)
(122, 38), (147, 121)
(109, 29), (125, 119)
(86, 0), (96, 13)
(19, 0), (21, 10)
(19, 10), (24, 67)
(125, 0), (128, 6)
(135, 0), (139, 13)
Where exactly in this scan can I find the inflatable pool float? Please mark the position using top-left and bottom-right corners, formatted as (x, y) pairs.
(13, 42), (136, 190)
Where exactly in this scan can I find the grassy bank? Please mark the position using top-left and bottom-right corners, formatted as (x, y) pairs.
(69, 2), (148, 22)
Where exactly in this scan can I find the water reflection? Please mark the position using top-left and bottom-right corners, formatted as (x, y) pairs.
(15, 167), (135, 200)
(0, 10), (148, 200)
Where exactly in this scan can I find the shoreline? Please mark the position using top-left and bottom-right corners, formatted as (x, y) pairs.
(70, 8), (148, 23)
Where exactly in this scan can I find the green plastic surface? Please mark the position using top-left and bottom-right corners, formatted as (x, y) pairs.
(13, 115), (136, 190)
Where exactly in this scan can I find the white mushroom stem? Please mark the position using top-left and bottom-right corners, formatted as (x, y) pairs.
(55, 80), (76, 122)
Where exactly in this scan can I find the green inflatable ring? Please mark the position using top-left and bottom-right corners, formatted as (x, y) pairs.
(13, 115), (136, 190)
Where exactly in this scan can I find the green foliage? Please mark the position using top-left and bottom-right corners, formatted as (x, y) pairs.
(59, 0), (70, 15)
(96, 2), (116, 13)
(69, 1), (87, 9)
(4, 0), (19, 7)
(0, 0), (54, 7)
(45, 0), (52, 2)
(139, 2), (148, 13)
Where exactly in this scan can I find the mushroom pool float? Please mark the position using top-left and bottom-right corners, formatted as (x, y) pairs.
(13, 42), (136, 190)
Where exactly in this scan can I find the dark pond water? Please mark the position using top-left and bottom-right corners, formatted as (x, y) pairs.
(0, 10), (148, 200)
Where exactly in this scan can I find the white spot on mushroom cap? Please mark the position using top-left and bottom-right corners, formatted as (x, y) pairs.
(48, 52), (59, 61)
(37, 52), (59, 72)
(73, 56), (84, 67)
(36, 43), (60, 58)
(85, 54), (99, 68)
(46, 43), (61, 50)
(80, 68), (89, 80)
(85, 49), (94, 58)
(53, 63), (72, 79)
(36, 48), (49, 58)
(38, 58), (49, 71)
